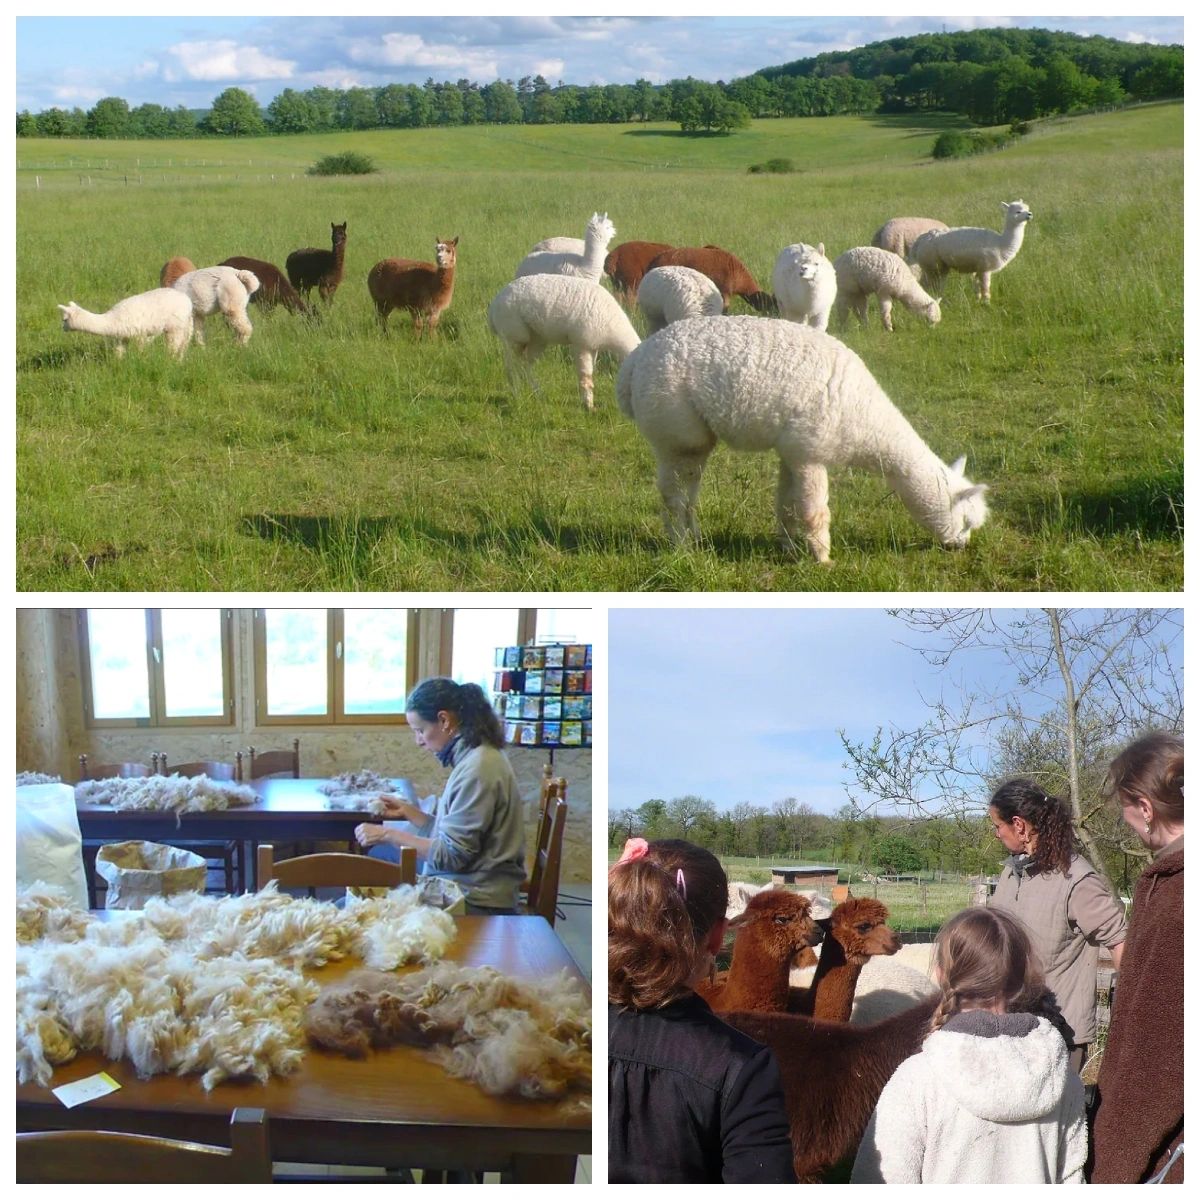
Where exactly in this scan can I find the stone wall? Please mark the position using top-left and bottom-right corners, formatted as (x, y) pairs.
(15, 609), (591, 884)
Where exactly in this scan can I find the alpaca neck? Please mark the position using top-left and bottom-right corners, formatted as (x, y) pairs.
(67, 307), (109, 335)
(807, 937), (865, 1021)
(332, 239), (346, 271)
(728, 944), (790, 1009)
(604, 315), (640, 358)
(582, 230), (610, 273)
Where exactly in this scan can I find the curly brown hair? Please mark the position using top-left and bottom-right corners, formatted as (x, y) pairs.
(989, 778), (1076, 876)
(608, 839), (727, 1010)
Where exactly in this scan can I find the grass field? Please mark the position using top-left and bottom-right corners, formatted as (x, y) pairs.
(17, 105), (1182, 591)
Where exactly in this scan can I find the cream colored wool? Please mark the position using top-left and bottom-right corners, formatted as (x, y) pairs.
(325, 794), (392, 815)
(318, 769), (398, 796)
(75, 773), (257, 816)
(16, 771), (62, 786)
(16, 883), (455, 1089)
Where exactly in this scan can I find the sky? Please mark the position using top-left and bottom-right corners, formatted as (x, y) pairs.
(15, 11), (1186, 113)
(608, 608), (1181, 818)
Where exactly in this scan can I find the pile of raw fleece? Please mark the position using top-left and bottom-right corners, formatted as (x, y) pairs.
(305, 962), (592, 1102)
(16, 882), (455, 1090)
(319, 771), (397, 813)
(16, 772), (62, 786)
(76, 773), (257, 818)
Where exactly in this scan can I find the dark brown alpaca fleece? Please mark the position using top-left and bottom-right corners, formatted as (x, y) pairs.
(604, 240), (674, 302)
(220, 256), (312, 315)
(286, 221), (347, 303)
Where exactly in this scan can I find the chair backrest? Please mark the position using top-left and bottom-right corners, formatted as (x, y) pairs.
(244, 739), (301, 780)
(528, 777), (566, 907)
(162, 759), (237, 781)
(16, 1107), (271, 1183)
(257, 843), (416, 891)
(529, 797), (568, 928)
(77, 755), (152, 782)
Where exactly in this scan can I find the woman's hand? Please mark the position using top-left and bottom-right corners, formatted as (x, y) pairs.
(376, 796), (412, 820)
(355, 822), (390, 848)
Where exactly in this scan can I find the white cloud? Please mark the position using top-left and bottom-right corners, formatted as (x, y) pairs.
(165, 40), (295, 83)
(306, 68), (368, 89)
(347, 32), (498, 78)
(532, 58), (565, 80)
(51, 84), (106, 105)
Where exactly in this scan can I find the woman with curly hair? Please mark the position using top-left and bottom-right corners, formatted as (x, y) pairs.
(986, 779), (1127, 1075)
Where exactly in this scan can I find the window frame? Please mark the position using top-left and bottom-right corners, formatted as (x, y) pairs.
(79, 609), (235, 729)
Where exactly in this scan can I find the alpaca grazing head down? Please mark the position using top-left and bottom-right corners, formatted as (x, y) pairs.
(936, 456), (990, 549)
(821, 897), (901, 965)
(729, 889), (825, 967)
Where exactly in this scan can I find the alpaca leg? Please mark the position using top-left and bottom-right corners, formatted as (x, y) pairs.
(226, 303), (253, 345)
(112, 340), (127, 359)
(832, 295), (849, 331)
(879, 296), (894, 333)
(655, 448), (711, 545)
(777, 459), (831, 562)
(520, 340), (546, 392)
(192, 313), (206, 346)
(574, 347), (595, 411)
(166, 323), (189, 360)
(853, 295), (869, 327)
(977, 271), (992, 302)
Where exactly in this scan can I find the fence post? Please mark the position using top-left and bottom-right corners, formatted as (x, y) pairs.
(35, 176), (40, 189)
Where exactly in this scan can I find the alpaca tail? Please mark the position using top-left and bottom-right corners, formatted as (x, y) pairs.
(236, 270), (261, 296)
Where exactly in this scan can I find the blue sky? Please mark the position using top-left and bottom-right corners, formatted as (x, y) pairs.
(15, 12), (1185, 113)
(608, 608), (1181, 817)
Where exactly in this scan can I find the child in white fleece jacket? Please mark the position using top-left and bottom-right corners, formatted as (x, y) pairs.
(851, 907), (1087, 1184)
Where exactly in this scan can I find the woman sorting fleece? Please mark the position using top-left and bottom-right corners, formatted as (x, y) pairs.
(354, 677), (526, 915)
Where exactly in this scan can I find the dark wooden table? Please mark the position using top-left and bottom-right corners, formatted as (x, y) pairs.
(16, 915), (591, 1182)
(75, 777), (410, 889)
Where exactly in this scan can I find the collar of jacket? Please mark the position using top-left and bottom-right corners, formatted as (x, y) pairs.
(1008, 852), (1036, 878)
(436, 734), (463, 769)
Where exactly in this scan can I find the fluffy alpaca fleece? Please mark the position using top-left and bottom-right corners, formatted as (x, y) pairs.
(17, 771), (62, 786)
(318, 770), (399, 814)
(171, 265), (260, 345)
(16, 883), (456, 1090)
(833, 246), (941, 332)
(75, 773), (257, 817)
(772, 242), (837, 332)
(636, 265), (723, 333)
(305, 963), (591, 1101)
(58, 288), (194, 359)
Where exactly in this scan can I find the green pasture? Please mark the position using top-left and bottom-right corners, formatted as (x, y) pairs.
(17, 106), (1182, 591)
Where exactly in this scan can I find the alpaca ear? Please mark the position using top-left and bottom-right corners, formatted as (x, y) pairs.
(57, 304), (70, 314)
(452, 236), (459, 246)
(957, 483), (989, 501)
(817, 243), (824, 257)
(949, 455), (968, 475)
(727, 909), (755, 930)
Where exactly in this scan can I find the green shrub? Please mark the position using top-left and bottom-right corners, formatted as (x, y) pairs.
(307, 152), (378, 176)
(748, 156), (797, 174)
(932, 129), (1014, 159)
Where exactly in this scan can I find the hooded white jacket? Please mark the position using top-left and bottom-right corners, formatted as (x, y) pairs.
(850, 1011), (1087, 1183)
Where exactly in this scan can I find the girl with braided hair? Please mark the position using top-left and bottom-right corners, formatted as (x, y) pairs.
(608, 838), (795, 1182)
(986, 778), (1127, 1074)
(852, 907), (1087, 1183)
(354, 678), (525, 914)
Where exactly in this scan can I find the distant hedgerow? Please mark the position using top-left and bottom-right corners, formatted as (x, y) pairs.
(932, 129), (1015, 160)
(308, 152), (378, 176)
(748, 157), (797, 174)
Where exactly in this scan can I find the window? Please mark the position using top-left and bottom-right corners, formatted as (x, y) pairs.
(253, 609), (416, 725)
(449, 608), (522, 703)
(79, 609), (234, 728)
(534, 607), (596, 647)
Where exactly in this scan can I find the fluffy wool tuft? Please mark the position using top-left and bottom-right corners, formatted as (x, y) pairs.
(75, 773), (257, 818)
(17, 771), (63, 786)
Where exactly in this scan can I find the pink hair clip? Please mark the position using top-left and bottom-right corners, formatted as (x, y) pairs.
(615, 837), (649, 866)
(676, 868), (687, 900)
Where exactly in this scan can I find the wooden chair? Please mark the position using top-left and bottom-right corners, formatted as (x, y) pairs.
(77, 755), (152, 782)
(525, 797), (568, 928)
(151, 755), (243, 894)
(16, 1107), (272, 1183)
(159, 758), (237, 781)
(241, 739), (301, 780)
(524, 777), (565, 903)
(257, 842), (417, 893)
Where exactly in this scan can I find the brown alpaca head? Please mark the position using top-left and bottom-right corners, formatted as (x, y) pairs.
(729, 889), (823, 967)
(331, 222), (348, 247)
(827, 896), (901, 965)
(435, 236), (459, 269)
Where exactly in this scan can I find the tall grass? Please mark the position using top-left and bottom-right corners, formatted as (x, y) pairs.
(17, 107), (1182, 591)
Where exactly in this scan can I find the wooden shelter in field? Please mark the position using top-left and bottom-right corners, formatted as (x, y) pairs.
(770, 863), (840, 892)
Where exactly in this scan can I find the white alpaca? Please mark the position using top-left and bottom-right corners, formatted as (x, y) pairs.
(772, 242), (837, 332)
(871, 217), (949, 260)
(637, 266), (723, 333)
(833, 246), (941, 332)
(171, 265), (260, 345)
(616, 316), (989, 561)
(908, 200), (1033, 302)
(488, 273), (641, 411)
(57, 288), (193, 359)
(849, 956), (940, 1024)
(515, 212), (616, 285)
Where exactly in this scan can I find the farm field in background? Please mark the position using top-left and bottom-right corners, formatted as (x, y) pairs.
(16, 105), (1182, 591)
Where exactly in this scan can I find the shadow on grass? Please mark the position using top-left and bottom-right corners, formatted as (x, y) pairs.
(621, 128), (729, 139)
(1010, 472), (1183, 540)
(19, 344), (95, 371)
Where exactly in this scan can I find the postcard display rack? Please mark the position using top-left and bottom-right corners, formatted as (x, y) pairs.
(493, 643), (592, 750)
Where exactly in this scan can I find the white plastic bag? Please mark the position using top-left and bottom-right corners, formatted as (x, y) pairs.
(16, 783), (88, 908)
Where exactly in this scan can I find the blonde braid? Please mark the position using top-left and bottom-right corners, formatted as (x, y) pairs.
(928, 985), (960, 1036)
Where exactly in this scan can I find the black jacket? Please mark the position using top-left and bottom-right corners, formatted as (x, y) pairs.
(609, 992), (797, 1183)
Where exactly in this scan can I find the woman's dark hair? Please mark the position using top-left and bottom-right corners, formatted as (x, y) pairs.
(988, 778), (1077, 876)
(1107, 731), (1183, 825)
(406, 678), (504, 749)
(609, 839), (728, 1010)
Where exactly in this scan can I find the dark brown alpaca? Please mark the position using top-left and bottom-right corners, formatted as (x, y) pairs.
(646, 245), (776, 313)
(790, 897), (901, 1021)
(367, 237), (458, 335)
(220, 256), (312, 315)
(286, 221), (347, 303)
(604, 240), (674, 304)
(695, 889), (824, 1014)
(728, 996), (938, 1181)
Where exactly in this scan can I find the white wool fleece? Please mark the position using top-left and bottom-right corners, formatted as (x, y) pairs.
(851, 1011), (1087, 1183)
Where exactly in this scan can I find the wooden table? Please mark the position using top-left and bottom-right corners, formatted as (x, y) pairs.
(16, 916), (591, 1182)
(76, 778), (410, 890)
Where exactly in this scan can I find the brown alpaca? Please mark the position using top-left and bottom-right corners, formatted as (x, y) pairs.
(604, 240), (674, 304)
(727, 996), (938, 1181)
(286, 221), (347, 303)
(367, 237), (458, 335)
(695, 889), (823, 1014)
(220, 256), (312, 316)
(790, 897), (902, 1021)
(645, 245), (776, 313)
(159, 256), (196, 288)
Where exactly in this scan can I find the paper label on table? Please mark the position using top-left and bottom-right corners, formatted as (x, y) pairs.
(52, 1072), (121, 1108)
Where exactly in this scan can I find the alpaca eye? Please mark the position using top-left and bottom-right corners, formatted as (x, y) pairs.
(773, 915), (789, 926)
(856, 924), (873, 934)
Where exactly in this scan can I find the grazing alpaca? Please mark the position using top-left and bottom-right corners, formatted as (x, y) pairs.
(366, 237), (458, 335)
(287, 221), (348, 303)
(159, 256), (197, 288)
(57, 288), (194, 359)
(645, 246), (775, 313)
(727, 997), (939, 1181)
(695, 890), (824, 1014)
(220, 256), (312, 315)
(792, 898), (901, 1021)
(515, 212), (616, 285)
(604, 240), (674, 304)
(171, 266), (260, 346)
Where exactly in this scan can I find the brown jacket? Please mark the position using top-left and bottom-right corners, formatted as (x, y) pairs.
(1089, 840), (1183, 1183)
